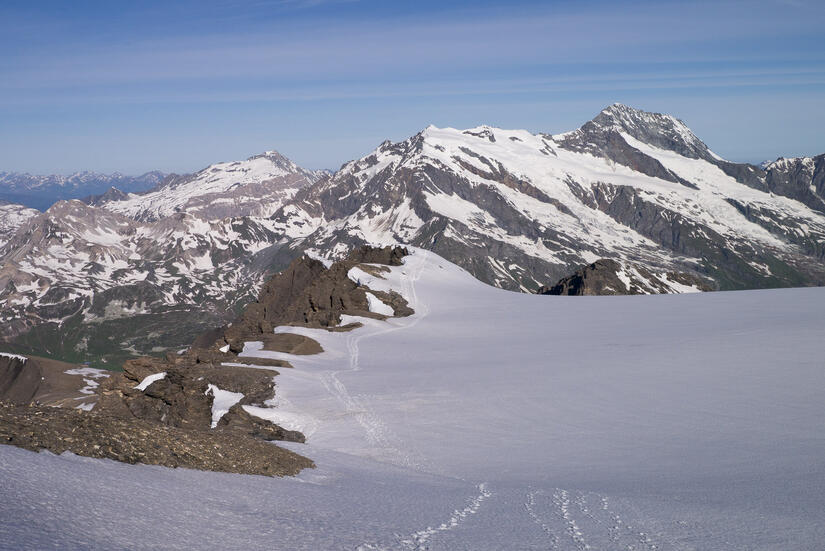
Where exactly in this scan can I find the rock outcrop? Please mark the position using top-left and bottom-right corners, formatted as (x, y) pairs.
(539, 259), (713, 296)
(222, 245), (412, 351)
(0, 402), (312, 477)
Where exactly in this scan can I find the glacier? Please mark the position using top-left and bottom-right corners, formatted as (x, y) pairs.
(1, 249), (824, 550)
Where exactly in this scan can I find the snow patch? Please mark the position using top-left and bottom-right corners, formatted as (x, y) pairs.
(134, 372), (167, 391)
(364, 292), (394, 316)
(205, 384), (244, 428)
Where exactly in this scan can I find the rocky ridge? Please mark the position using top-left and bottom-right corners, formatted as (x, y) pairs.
(0, 246), (411, 476)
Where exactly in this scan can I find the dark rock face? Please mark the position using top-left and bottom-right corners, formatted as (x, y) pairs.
(347, 244), (409, 266)
(569, 181), (825, 290)
(539, 259), (713, 296)
(765, 155), (825, 214)
(224, 246), (412, 349)
(0, 402), (313, 477)
(0, 356), (39, 405)
(83, 186), (130, 206)
(558, 112), (697, 188)
(0, 354), (103, 407)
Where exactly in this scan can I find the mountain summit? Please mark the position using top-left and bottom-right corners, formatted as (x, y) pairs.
(101, 150), (326, 222)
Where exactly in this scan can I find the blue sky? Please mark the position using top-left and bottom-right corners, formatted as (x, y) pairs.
(1, 0), (823, 174)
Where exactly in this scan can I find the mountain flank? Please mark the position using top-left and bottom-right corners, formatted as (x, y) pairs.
(2, 105), (825, 366)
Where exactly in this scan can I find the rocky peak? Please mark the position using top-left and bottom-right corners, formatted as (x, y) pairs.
(248, 149), (302, 173)
(585, 103), (713, 160)
(83, 186), (130, 206)
(222, 245), (412, 349)
(461, 126), (497, 143)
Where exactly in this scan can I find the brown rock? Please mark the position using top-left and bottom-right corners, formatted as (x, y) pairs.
(0, 401), (313, 477)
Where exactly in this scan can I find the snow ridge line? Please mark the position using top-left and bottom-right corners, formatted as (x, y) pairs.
(321, 250), (431, 468)
(398, 482), (493, 551)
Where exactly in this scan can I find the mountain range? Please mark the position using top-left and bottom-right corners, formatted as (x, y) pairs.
(0, 171), (166, 211)
(1, 103), (824, 366)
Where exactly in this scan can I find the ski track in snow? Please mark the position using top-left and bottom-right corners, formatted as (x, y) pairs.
(335, 254), (497, 550)
(397, 482), (493, 551)
(355, 482), (493, 551)
(524, 488), (665, 551)
(526, 488), (561, 549)
(319, 251), (432, 469)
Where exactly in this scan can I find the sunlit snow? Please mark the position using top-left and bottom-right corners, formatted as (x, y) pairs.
(2, 249), (823, 549)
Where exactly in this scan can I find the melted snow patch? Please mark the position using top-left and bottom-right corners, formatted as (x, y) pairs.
(657, 274), (702, 294)
(304, 250), (333, 268)
(365, 292), (394, 316)
(220, 362), (280, 371)
(65, 367), (111, 379)
(615, 266), (632, 291)
(239, 341), (294, 362)
(134, 372), (167, 391)
(205, 384), (244, 428)
(66, 367), (111, 396)
(242, 404), (318, 437)
(0, 352), (27, 363)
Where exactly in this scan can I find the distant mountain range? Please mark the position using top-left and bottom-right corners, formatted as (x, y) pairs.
(0, 170), (166, 211)
(1, 104), (823, 366)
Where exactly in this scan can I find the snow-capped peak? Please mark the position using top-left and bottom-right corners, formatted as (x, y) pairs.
(101, 149), (323, 221)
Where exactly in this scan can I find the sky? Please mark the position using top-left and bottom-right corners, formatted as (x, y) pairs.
(1, 0), (823, 174)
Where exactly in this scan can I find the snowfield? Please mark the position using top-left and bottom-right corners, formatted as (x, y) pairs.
(2, 249), (824, 550)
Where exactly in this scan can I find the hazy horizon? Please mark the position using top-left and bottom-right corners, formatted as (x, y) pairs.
(1, 0), (823, 174)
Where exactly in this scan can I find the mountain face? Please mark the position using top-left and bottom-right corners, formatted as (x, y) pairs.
(270, 104), (825, 292)
(0, 202), (39, 249)
(0, 150), (325, 366)
(100, 151), (326, 222)
(2, 106), (825, 365)
(0, 200), (291, 367)
(0, 171), (164, 211)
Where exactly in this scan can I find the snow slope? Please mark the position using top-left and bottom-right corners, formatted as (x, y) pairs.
(2, 249), (824, 549)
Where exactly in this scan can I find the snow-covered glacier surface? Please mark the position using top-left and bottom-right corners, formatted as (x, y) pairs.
(2, 249), (824, 550)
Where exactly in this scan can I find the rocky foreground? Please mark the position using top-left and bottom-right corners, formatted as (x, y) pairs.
(0, 245), (412, 477)
(0, 402), (312, 477)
